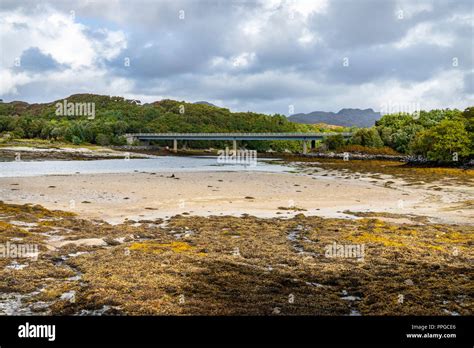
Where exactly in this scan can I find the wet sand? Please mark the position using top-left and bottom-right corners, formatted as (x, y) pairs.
(0, 167), (472, 225)
(0, 160), (472, 316)
(0, 200), (472, 316)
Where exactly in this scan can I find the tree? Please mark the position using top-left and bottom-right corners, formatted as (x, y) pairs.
(376, 113), (421, 153)
(96, 133), (110, 146)
(409, 119), (471, 162)
(324, 134), (345, 150)
(462, 107), (474, 149)
(350, 128), (383, 148)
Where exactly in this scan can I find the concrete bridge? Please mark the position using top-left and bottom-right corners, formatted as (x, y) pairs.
(124, 132), (353, 154)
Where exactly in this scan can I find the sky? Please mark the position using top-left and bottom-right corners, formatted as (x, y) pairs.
(0, 0), (473, 115)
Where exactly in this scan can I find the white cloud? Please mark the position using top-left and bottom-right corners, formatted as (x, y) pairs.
(0, 9), (95, 68)
(0, 4), (127, 98)
(0, 0), (472, 114)
(337, 70), (471, 113)
(395, 0), (433, 19)
(0, 6), (127, 66)
(0, 69), (31, 95)
(288, 0), (328, 17)
(232, 52), (256, 68)
(91, 29), (127, 61)
(395, 22), (454, 48)
(211, 52), (257, 70)
(298, 28), (318, 46)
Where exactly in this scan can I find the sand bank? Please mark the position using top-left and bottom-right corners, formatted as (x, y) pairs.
(0, 168), (471, 225)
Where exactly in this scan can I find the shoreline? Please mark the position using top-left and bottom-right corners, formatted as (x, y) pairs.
(1, 148), (472, 316)
(1, 165), (472, 225)
(0, 198), (472, 316)
(1, 141), (473, 168)
(1, 145), (472, 225)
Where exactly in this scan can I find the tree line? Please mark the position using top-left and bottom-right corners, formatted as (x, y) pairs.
(323, 107), (473, 163)
(0, 94), (472, 162)
(0, 94), (340, 152)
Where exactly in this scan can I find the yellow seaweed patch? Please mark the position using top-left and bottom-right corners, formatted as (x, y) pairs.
(435, 230), (473, 244)
(395, 229), (418, 236)
(0, 220), (30, 238)
(348, 218), (417, 248)
(0, 221), (14, 231)
(38, 220), (57, 227)
(298, 158), (474, 185)
(359, 218), (387, 227)
(129, 241), (200, 255)
(348, 217), (473, 252)
(347, 232), (406, 248)
(0, 201), (76, 220)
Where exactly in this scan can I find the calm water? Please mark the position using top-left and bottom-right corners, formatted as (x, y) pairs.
(0, 156), (292, 178)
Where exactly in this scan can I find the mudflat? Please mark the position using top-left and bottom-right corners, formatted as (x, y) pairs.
(0, 158), (472, 315)
(0, 161), (472, 225)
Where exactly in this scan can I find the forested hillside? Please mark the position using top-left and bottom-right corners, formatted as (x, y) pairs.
(323, 107), (473, 163)
(0, 94), (472, 163)
(0, 94), (336, 151)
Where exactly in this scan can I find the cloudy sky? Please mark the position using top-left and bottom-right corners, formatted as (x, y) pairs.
(0, 0), (472, 115)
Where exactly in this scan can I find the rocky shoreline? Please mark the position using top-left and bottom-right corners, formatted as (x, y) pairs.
(301, 152), (474, 168)
(1, 143), (472, 170)
(0, 201), (472, 315)
(0, 146), (153, 161)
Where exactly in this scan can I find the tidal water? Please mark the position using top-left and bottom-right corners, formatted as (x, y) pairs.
(0, 156), (291, 178)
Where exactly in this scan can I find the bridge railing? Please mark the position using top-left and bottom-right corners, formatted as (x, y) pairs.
(125, 132), (353, 137)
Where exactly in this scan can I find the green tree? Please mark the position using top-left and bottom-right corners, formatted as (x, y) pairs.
(324, 134), (345, 150)
(71, 135), (82, 145)
(376, 113), (421, 153)
(350, 128), (383, 148)
(409, 119), (471, 162)
(96, 133), (110, 146)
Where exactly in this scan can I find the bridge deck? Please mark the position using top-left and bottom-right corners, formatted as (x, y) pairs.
(126, 132), (352, 141)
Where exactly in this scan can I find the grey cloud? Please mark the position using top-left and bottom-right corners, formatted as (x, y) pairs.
(325, 43), (462, 85)
(464, 72), (474, 95)
(309, 0), (411, 49)
(1, 0), (473, 112)
(16, 47), (65, 72)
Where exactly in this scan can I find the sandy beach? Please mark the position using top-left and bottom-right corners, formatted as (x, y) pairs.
(1, 164), (472, 225)
(0, 158), (472, 316)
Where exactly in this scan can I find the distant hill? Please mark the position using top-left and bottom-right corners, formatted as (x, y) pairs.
(193, 101), (217, 107)
(288, 108), (381, 128)
(0, 94), (339, 151)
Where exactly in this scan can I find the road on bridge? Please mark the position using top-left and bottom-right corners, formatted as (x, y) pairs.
(125, 132), (353, 154)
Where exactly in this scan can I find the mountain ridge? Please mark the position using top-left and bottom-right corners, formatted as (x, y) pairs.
(288, 108), (381, 128)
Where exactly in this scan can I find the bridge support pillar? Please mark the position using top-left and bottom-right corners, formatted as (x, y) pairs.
(232, 140), (237, 153)
(302, 141), (308, 154)
(126, 135), (137, 145)
(173, 139), (178, 153)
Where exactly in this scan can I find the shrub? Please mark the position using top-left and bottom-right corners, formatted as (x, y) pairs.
(323, 134), (345, 150)
(338, 145), (400, 156)
(71, 135), (82, 145)
(95, 133), (110, 146)
(409, 119), (472, 162)
(350, 128), (384, 148)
